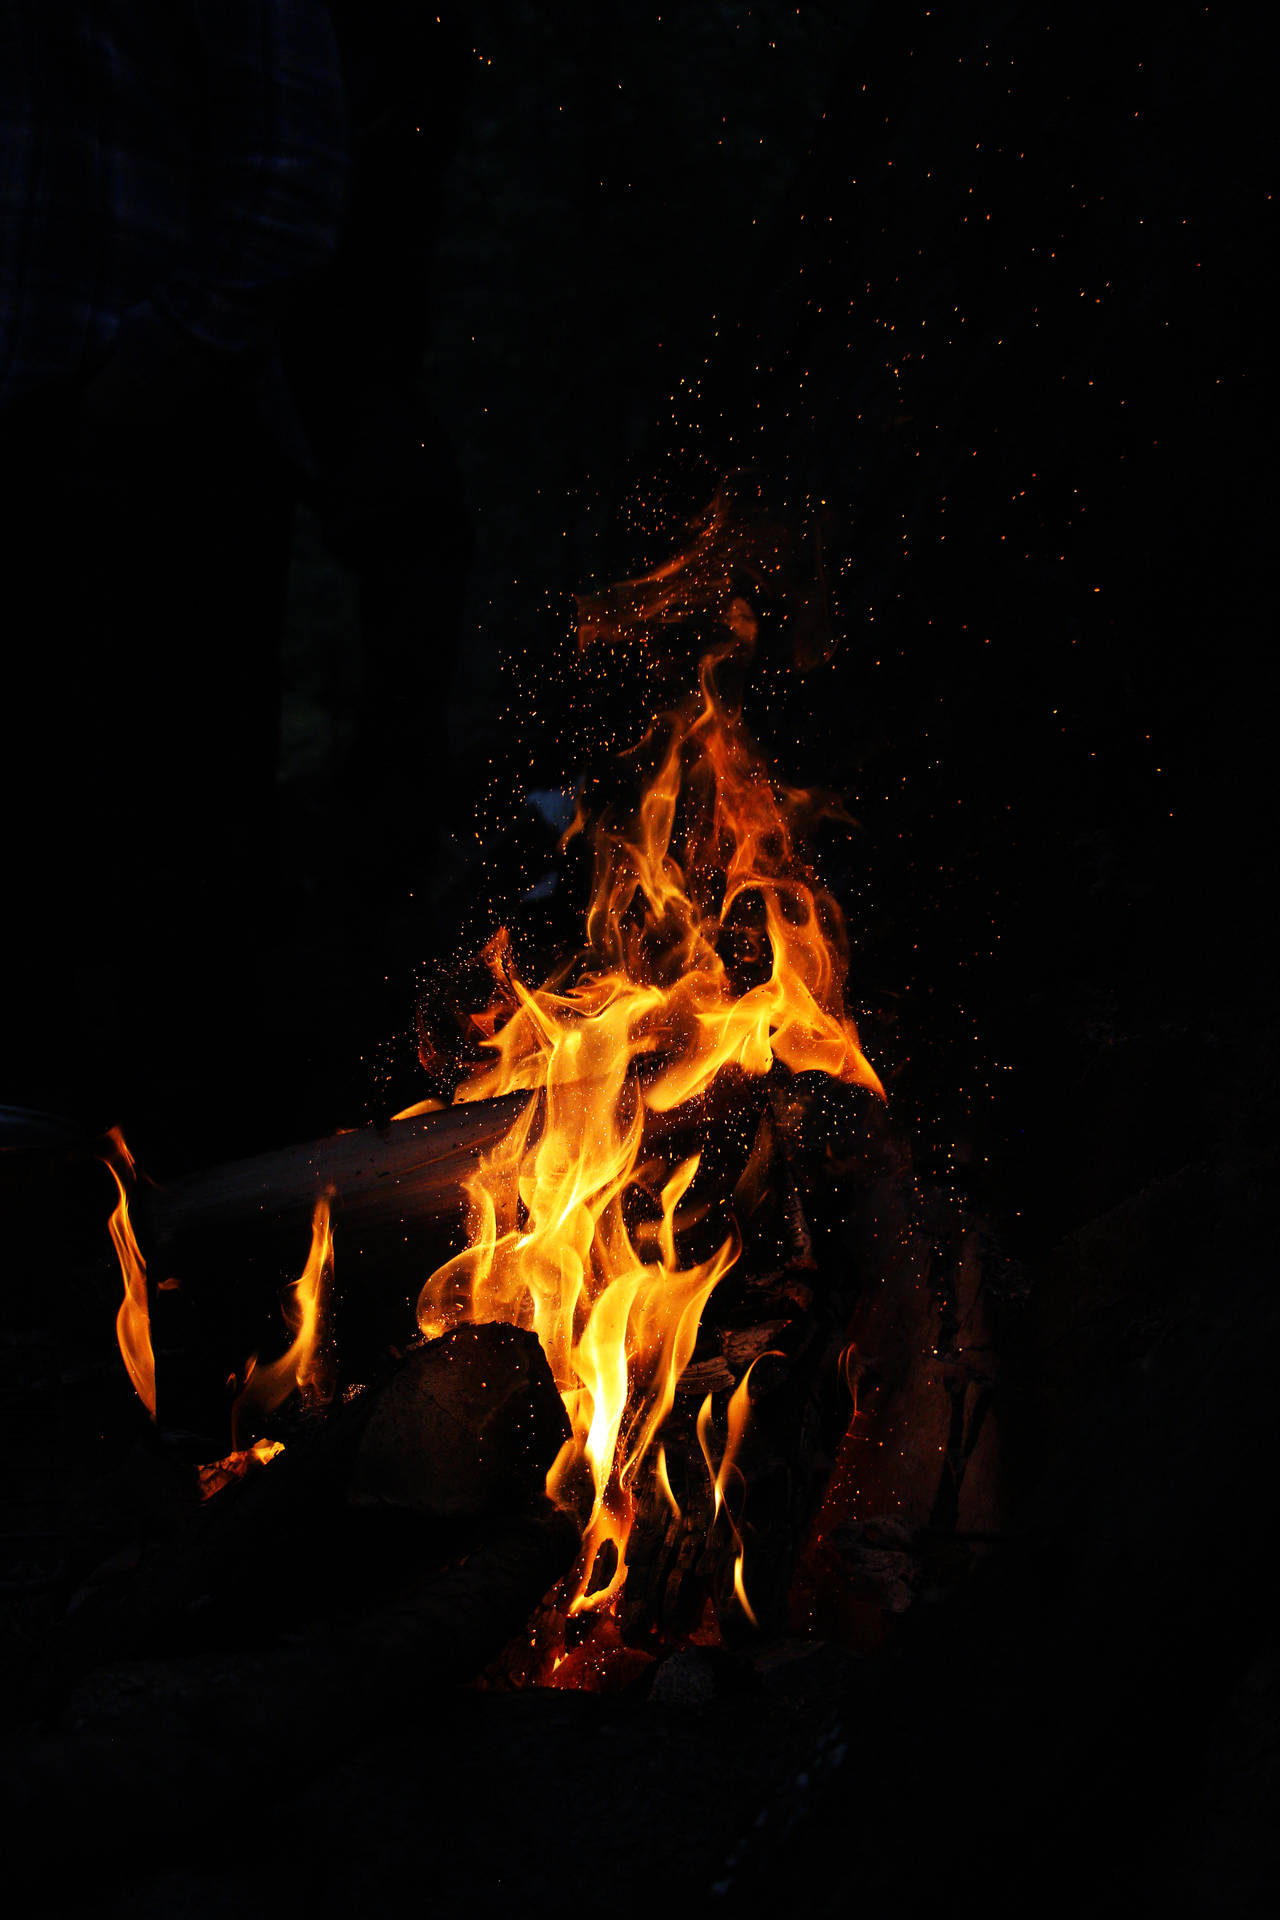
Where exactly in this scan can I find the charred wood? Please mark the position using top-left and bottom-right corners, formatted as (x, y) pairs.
(55, 1324), (573, 1679)
(144, 1094), (527, 1249)
(144, 1077), (755, 1255)
(621, 1082), (928, 1643)
(5, 1325), (582, 1899)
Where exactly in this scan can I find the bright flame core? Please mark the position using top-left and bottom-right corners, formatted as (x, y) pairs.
(419, 560), (881, 1615)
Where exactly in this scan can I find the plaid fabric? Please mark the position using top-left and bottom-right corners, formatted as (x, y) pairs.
(0, 0), (348, 410)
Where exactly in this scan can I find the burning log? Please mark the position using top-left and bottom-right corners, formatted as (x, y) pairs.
(615, 1079), (889, 1644)
(143, 1082), (751, 1256)
(3, 1335), (566, 1895)
(479, 1081), (911, 1681)
(12, 1326), (584, 1895)
(142, 1092), (528, 1253)
(57, 1323), (577, 1678)
(95, 502), (902, 1667)
(134, 1096), (531, 1430)
(136, 1080), (759, 1436)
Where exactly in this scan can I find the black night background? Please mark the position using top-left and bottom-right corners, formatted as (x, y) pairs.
(0, 5), (1272, 1913)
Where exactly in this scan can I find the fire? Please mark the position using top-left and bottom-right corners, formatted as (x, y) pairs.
(97, 498), (880, 1632)
(390, 1097), (446, 1121)
(230, 1197), (334, 1450)
(103, 1126), (154, 1417)
(101, 1131), (331, 1464)
(697, 1354), (780, 1627)
(418, 509), (882, 1620)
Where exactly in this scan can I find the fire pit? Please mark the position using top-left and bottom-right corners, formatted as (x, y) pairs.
(6, 505), (994, 1744)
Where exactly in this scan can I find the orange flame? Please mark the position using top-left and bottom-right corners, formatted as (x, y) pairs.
(417, 507), (882, 1620)
(696, 1353), (780, 1626)
(102, 1126), (155, 1417)
(655, 1442), (682, 1523)
(390, 1097), (446, 1121)
(230, 1197), (334, 1450)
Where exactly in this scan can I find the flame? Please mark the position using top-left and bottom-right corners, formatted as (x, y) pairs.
(390, 1097), (446, 1121)
(230, 1198), (334, 1450)
(655, 1442), (682, 1522)
(696, 1354), (779, 1625)
(418, 507), (882, 1622)
(103, 1127), (155, 1417)
(731, 1552), (758, 1628)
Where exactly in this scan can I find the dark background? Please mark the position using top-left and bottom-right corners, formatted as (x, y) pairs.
(283, 0), (1267, 1249)
(270, 9), (1275, 1903)
(5, 4), (1274, 1912)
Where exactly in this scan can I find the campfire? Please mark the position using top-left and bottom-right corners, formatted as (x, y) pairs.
(95, 495), (991, 1693)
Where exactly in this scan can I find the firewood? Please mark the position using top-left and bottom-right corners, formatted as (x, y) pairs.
(138, 1076), (762, 1433)
(143, 1092), (530, 1251)
(56, 1323), (573, 1676)
(17, 1326), (581, 1899)
(481, 1081), (900, 1662)
(621, 1082), (916, 1642)
(143, 1077), (754, 1256)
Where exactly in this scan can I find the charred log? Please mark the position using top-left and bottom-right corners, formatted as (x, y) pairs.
(143, 1078), (755, 1255)
(144, 1094), (528, 1251)
(4, 1325), (583, 1900)
(56, 1323), (574, 1679)
(618, 1080), (988, 1646)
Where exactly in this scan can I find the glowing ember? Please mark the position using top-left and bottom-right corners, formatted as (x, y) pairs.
(196, 1436), (285, 1501)
(418, 513), (883, 1620)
